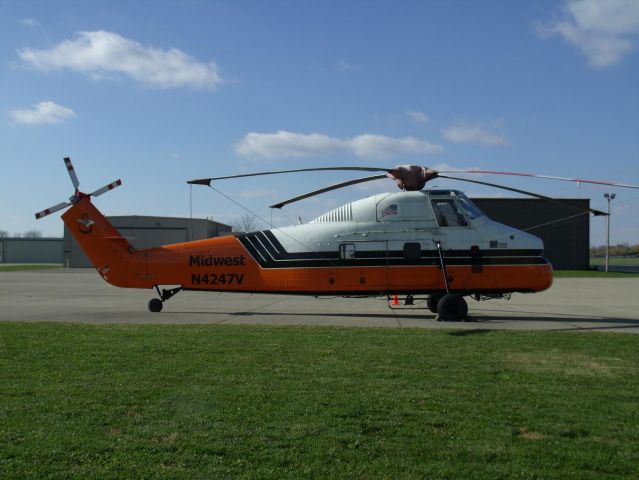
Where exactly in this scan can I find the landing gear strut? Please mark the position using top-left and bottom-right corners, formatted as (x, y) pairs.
(432, 240), (468, 321)
(148, 286), (182, 313)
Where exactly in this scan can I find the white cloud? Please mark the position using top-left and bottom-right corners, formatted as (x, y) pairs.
(338, 59), (361, 71)
(20, 18), (40, 27)
(405, 110), (429, 123)
(236, 131), (444, 159)
(10, 101), (75, 125)
(18, 30), (223, 89)
(537, 0), (639, 67)
(348, 134), (442, 158)
(441, 123), (507, 146)
(236, 131), (344, 158)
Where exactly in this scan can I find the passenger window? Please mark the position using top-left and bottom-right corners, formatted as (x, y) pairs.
(431, 199), (469, 227)
(339, 243), (356, 259)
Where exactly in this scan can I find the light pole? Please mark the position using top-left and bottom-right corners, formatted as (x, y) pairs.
(604, 193), (616, 273)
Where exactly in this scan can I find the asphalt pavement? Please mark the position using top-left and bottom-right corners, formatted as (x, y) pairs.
(1, 268), (638, 332)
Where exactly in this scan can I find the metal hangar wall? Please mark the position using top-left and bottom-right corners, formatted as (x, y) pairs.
(0, 237), (63, 264)
(64, 215), (232, 268)
(472, 197), (590, 270)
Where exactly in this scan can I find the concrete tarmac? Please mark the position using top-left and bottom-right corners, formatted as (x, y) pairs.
(1, 268), (638, 333)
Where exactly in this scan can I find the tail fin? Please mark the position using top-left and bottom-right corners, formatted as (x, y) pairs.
(62, 197), (145, 287)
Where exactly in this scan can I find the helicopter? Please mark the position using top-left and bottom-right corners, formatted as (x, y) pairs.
(36, 158), (638, 321)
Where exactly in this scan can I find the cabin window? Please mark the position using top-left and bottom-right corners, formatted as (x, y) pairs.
(339, 243), (356, 260)
(431, 199), (469, 227)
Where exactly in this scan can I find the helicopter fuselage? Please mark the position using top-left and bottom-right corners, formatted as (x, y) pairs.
(63, 189), (553, 297)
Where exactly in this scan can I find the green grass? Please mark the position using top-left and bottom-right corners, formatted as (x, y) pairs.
(1, 323), (638, 479)
(554, 269), (639, 278)
(590, 257), (639, 267)
(0, 264), (61, 272)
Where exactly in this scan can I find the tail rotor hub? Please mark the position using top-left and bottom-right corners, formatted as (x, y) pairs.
(35, 157), (122, 220)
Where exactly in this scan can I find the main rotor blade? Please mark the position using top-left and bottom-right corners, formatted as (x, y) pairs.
(64, 157), (80, 190)
(270, 174), (388, 209)
(187, 167), (390, 186)
(438, 169), (639, 190)
(90, 179), (122, 197)
(35, 202), (71, 220)
(438, 175), (608, 216)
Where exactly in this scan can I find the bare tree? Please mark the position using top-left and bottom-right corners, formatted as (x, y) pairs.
(0, 229), (8, 238)
(22, 229), (43, 238)
(231, 214), (261, 233)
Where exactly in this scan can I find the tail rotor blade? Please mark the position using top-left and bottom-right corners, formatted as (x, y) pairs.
(270, 174), (387, 209)
(90, 179), (122, 197)
(64, 157), (80, 190)
(35, 202), (71, 220)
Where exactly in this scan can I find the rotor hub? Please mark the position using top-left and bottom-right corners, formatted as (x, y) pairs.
(387, 165), (439, 191)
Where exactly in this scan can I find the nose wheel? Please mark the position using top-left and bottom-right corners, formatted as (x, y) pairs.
(148, 298), (163, 312)
(148, 286), (182, 313)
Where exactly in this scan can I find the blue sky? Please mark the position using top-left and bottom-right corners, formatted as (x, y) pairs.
(1, 0), (638, 245)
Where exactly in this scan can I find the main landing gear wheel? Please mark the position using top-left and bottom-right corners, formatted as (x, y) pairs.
(148, 298), (163, 313)
(437, 294), (468, 322)
(427, 294), (444, 314)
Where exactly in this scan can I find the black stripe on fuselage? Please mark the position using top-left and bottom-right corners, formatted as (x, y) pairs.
(235, 231), (548, 269)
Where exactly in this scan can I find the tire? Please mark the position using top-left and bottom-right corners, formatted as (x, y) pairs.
(427, 294), (444, 314)
(148, 298), (163, 313)
(437, 294), (468, 321)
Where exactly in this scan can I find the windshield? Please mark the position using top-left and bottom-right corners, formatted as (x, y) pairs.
(456, 194), (485, 220)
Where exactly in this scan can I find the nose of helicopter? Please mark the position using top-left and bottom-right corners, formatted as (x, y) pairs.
(482, 220), (545, 252)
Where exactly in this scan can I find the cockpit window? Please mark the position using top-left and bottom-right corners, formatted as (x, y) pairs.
(457, 195), (484, 220)
(431, 199), (469, 227)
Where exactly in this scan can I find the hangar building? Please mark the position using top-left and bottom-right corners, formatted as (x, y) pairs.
(64, 215), (232, 268)
(473, 197), (590, 270)
(0, 237), (63, 264)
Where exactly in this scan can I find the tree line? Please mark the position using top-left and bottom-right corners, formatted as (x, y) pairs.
(590, 244), (639, 257)
(0, 229), (44, 238)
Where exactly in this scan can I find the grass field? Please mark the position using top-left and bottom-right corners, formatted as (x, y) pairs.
(554, 270), (639, 278)
(1, 323), (638, 479)
(590, 257), (639, 267)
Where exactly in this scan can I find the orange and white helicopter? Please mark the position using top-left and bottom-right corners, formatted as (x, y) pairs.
(36, 158), (638, 321)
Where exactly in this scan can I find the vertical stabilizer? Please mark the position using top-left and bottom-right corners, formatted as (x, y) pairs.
(62, 197), (144, 287)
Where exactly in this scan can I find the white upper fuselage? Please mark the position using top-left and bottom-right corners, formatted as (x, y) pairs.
(268, 190), (543, 255)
